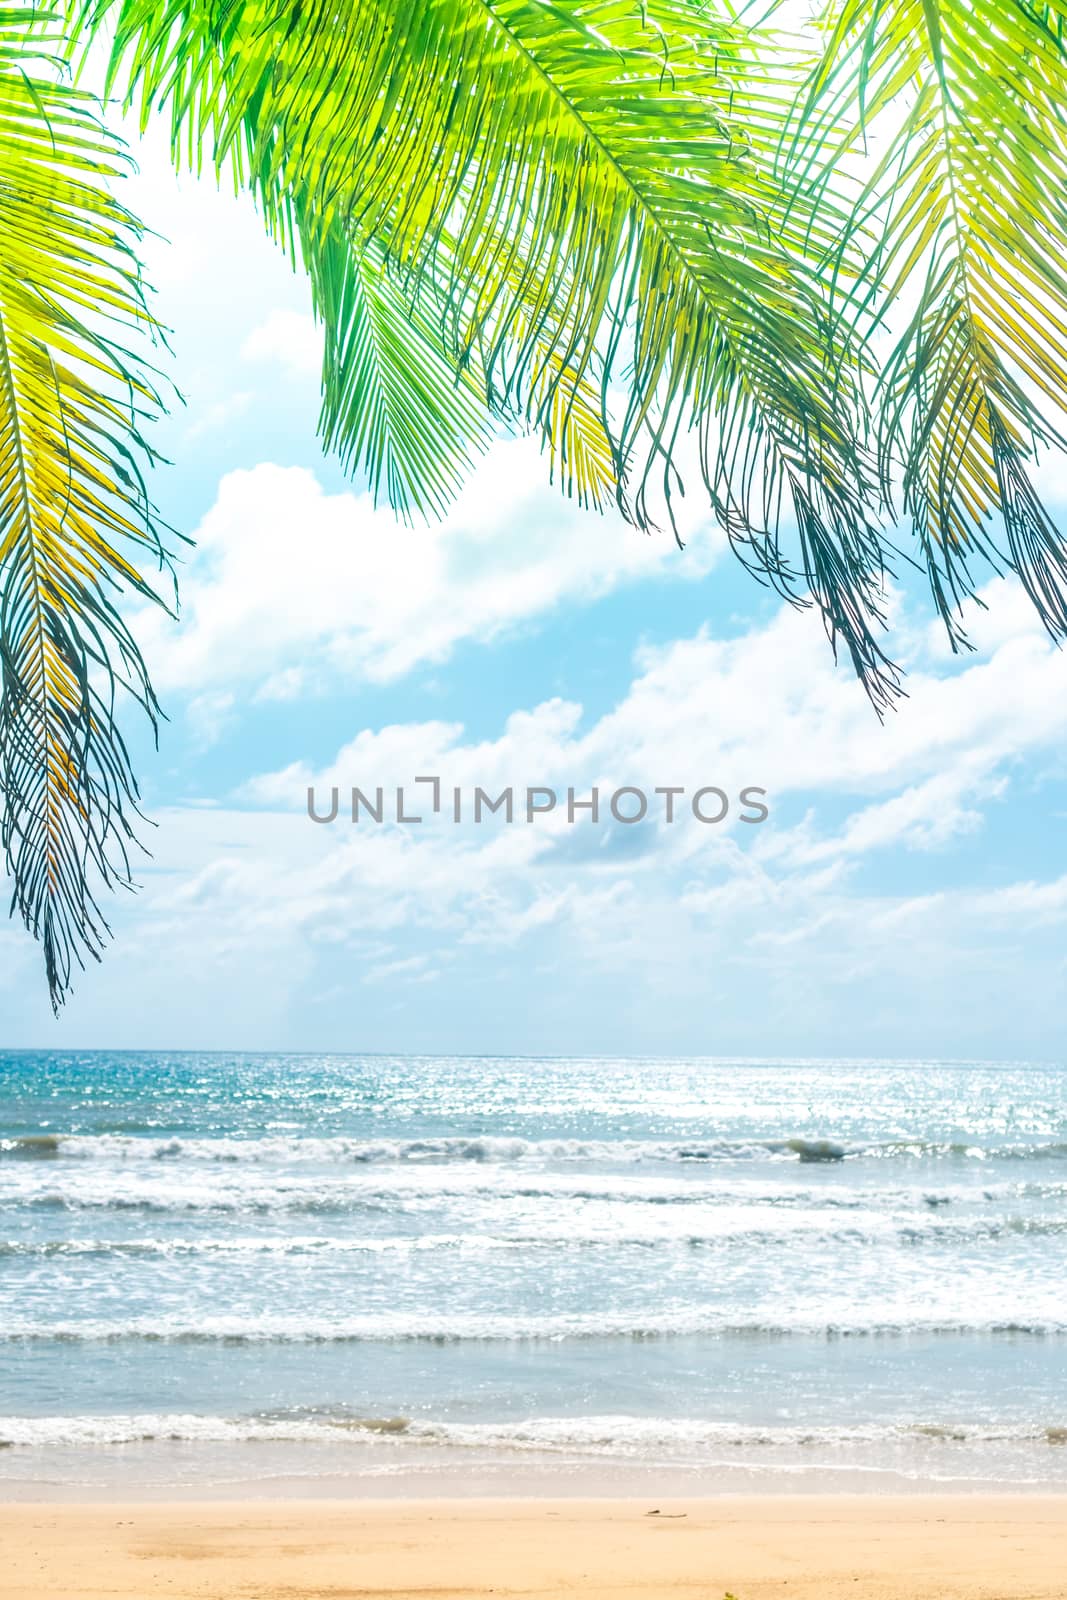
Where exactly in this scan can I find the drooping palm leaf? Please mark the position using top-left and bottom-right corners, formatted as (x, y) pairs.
(0, 3), (173, 1008)
(304, 219), (616, 518)
(99, 0), (895, 700)
(309, 228), (495, 521)
(784, 0), (1067, 649)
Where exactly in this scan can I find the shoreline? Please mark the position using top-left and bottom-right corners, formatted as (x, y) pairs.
(5, 1494), (1067, 1599)
(5, 1436), (1067, 1501)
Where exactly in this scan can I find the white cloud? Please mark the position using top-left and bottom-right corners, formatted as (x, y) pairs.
(189, 585), (1067, 1045)
(363, 953), (441, 984)
(134, 447), (721, 697)
(8, 576), (1055, 1050)
(15, 516), (1067, 1050)
(183, 393), (252, 443)
(240, 310), (322, 378)
(15, 778), (1062, 1053)
(239, 585), (1067, 874)
(923, 574), (1052, 660)
(185, 690), (238, 749)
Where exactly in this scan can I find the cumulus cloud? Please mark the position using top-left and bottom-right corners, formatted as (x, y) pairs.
(245, 586), (1067, 859)
(132, 446), (721, 699)
(15, 784), (1063, 1054)
(12, 581), (1049, 1051)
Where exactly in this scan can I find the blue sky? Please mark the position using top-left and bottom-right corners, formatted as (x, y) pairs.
(3, 126), (1066, 1056)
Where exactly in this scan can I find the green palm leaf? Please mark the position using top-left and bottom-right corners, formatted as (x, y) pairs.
(309, 228), (495, 521)
(0, 3), (174, 1007)
(102, 0), (894, 699)
(785, 0), (1067, 648)
(309, 223), (617, 515)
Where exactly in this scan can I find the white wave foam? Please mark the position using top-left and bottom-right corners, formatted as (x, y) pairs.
(2, 1210), (1065, 1260)
(0, 1133), (795, 1166)
(4, 1303), (1067, 1343)
(6, 1159), (1063, 1219)
(6, 1133), (1066, 1167)
(2, 1411), (1066, 1454)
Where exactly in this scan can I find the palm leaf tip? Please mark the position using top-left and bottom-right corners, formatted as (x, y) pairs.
(0, 7), (176, 1010)
(309, 226), (496, 523)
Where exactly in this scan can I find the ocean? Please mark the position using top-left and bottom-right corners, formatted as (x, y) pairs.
(1, 1050), (1066, 1495)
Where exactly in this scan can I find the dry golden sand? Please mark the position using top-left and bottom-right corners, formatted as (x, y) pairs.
(3, 1495), (1066, 1600)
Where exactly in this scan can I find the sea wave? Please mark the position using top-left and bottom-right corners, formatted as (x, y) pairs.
(4, 1132), (1067, 1165)
(0, 1133), (790, 1164)
(3, 1309), (1067, 1344)
(5, 1170), (1065, 1221)
(2, 1410), (1066, 1453)
(2, 1211), (1067, 1260)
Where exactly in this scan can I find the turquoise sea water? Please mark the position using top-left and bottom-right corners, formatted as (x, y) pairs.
(1, 1051), (1066, 1494)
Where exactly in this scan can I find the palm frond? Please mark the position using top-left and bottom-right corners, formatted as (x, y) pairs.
(785, 0), (1067, 649)
(308, 228), (494, 521)
(0, 3), (174, 1007)
(99, 0), (896, 701)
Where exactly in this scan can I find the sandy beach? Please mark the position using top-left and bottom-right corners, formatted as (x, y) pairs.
(3, 1495), (1066, 1600)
